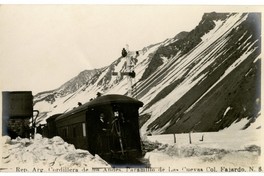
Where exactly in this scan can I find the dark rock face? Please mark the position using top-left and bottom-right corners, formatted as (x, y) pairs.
(140, 12), (230, 82)
(142, 13), (261, 133)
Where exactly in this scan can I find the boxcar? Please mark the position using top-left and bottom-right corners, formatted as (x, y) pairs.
(46, 94), (143, 160)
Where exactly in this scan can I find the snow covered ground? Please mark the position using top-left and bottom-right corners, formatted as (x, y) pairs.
(1, 134), (110, 172)
(1, 117), (262, 172)
(144, 117), (262, 172)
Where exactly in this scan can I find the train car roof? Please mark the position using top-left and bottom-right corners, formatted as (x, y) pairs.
(46, 113), (63, 123)
(55, 94), (143, 121)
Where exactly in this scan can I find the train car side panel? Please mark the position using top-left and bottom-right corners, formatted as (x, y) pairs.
(56, 110), (88, 150)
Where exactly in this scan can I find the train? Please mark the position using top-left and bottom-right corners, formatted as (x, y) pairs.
(43, 94), (144, 162)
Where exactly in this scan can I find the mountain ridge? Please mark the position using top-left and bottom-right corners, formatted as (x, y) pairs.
(33, 12), (261, 135)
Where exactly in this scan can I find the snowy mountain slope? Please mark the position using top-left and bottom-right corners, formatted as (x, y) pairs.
(33, 12), (261, 135)
(34, 42), (163, 123)
(137, 13), (261, 134)
(34, 69), (100, 104)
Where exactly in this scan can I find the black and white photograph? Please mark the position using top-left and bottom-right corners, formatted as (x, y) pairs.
(0, 4), (263, 173)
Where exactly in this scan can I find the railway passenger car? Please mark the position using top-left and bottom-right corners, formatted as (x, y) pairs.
(45, 94), (143, 160)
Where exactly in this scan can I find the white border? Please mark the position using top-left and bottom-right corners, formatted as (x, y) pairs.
(0, 0), (263, 5)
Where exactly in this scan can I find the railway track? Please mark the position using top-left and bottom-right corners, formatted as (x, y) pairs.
(108, 157), (150, 168)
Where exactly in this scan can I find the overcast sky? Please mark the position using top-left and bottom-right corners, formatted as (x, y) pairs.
(0, 5), (259, 94)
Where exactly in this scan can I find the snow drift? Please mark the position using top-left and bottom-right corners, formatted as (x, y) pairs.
(1, 134), (110, 172)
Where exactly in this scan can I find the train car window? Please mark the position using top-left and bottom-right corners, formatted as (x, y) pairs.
(82, 123), (86, 137)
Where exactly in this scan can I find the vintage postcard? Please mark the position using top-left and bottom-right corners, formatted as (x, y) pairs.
(0, 4), (263, 173)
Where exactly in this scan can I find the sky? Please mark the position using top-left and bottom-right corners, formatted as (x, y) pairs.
(0, 5), (262, 94)
(0, 5), (206, 94)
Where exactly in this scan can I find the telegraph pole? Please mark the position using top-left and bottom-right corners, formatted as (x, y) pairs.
(112, 46), (139, 97)
(126, 47), (133, 97)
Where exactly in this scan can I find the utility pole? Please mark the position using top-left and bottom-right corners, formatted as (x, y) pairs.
(189, 131), (192, 144)
(112, 45), (139, 97)
(126, 46), (135, 97)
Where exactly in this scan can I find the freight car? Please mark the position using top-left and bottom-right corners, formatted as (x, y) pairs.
(45, 94), (144, 162)
(2, 91), (33, 139)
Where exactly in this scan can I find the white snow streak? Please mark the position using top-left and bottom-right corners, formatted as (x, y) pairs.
(185, 44), (257, 114)
(223, 106), (231, 117)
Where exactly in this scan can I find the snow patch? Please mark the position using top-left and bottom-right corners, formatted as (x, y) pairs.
(253, 55), (261, 63)
(223, 106), (231, 117)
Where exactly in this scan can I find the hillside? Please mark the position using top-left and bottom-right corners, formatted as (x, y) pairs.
(34, 12), (261, 135)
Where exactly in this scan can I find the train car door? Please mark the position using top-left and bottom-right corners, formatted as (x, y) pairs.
(86, 108), (97, 155)
(110, 108), (126, 156)
(110, 104), (142, 158)
(86, 107), (111, 156)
